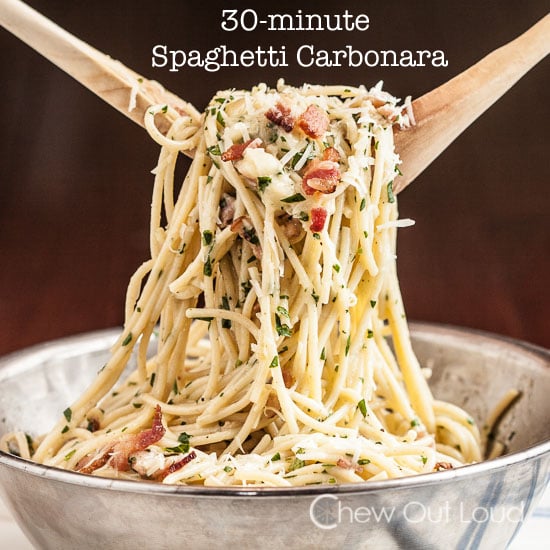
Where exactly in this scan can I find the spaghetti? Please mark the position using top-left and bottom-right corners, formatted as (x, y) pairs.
(1, 81), (482, 485)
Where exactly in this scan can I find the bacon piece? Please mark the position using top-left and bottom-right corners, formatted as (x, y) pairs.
(219, 193), (236, 228)
(231, 216), (262, 259)
(297, 105), (330, 138)
(279, 215), (303, 243)
(77, 405), (166, 474)
(337, 457), (353, 469)
(310, 207), (327, 232)
(266, 102), (295, 132)
(434, 461), (454, 471)
(322, 147), (340, 163)
(154, 451), (197, 481)
(221, 138), (262, 162)
(76, 451), (110, 475)
(302, 148), (341, 196)
(282, 366), (294, 388)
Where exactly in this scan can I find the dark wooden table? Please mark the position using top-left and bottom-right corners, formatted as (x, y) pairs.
(1, 0), (548, 355)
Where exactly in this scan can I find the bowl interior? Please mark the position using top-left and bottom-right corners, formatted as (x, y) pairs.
(0, 323), (549, 459)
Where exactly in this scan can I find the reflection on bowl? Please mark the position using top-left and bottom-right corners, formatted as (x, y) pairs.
(0, 323), (549, 549)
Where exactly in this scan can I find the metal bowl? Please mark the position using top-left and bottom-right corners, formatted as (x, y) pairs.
(0, 323), (549, 549)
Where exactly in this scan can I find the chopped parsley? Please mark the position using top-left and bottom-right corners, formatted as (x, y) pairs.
(257, 176), (272, 192)
(166, 432), (191, 454)
(357, 398), (367, 418)
(387, 180), (395, 203)
(122, 333), (133, 346)
(281, 193), (306, 203)
(63, 407), (72, 423)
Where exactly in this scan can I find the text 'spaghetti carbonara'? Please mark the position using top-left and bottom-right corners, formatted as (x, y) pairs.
(1, 81), (482, 486)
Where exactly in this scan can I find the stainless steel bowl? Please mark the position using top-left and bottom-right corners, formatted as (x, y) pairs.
(0, 323), (549, 549)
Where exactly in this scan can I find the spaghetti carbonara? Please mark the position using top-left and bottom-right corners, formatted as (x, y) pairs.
(1, 81), (482, 485)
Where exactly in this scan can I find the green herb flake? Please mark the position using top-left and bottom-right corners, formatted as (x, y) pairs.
(282, 193), (306, 204)
(203, 256), (213, 277)
(122, 333), (133, 346)
(150, 373), (156, 387)
(421, 455), (428, 465)
(224, 466), (233, 473)
(370, 300), (377, 308)
(271, 452), (281, 461)
(276, 306), (289, 318)
(269, 355), (279, 368)
(166, 432), (191, 454)
(345, 335), (351, 356)
(207, 145), (221, 157)
(64, 449), (76, 461)
(359, 197), (366, 211)
(202, 230), (213, 246)
(357, 458), (371, 465)
(61, 425), (69, 434)
(411, 419), (420, 428)
(289, 458), (305, 472)
(63, 407), (72, 423)
(367, 329), (374, 339)
(357, 398), (367, 418)
(387, 181), (396, 203)
(333, 264), (340, 273)
(216, 110), (225, 127)
(257, 176), (272, 192)
(275, 315), (293, 337)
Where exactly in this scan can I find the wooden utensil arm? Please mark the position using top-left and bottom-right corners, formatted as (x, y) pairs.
(394, 13), (549, 193)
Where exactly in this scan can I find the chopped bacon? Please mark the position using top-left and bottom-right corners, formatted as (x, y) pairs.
(279, 215), (303, 243)
(86, 418), (100, 433)
(297, 105), (330, 138)
(322, 147), (340, 163)
(264, 393), (281, 418)
(310, 207), (327, 232)
(337, 457), (353, 469)
(302, 148), (341, 196)
(221, 138), (262, 162)
(265, 102), (295, 132)
(231, 216), (262, 258)
(77, 405), (166, 474)
(154, 451), (197, 481)
(219, 193), (236, 228)
(434, 462), (454, 471)
(282, 366), (294, 388)
(76, 451), (110, 475)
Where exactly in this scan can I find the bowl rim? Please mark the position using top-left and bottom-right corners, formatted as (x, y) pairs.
(1, 322), (549, 498)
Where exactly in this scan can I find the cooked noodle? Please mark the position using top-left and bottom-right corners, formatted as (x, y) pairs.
(1, 81), (481, 485)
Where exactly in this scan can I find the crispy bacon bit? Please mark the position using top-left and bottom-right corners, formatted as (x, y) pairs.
(282, 366), (294, 388)
(154, 451), (197, 481)
(219, 193), (236, 228)
(322, 147), (340, 163)
(231, 216), (262, 258)
(337, 457), (353, 469)
(310, 207), (327, 232)
(279, 215), (303, 243)
(221, 138), (262, 162)
(302, 148), (341, 196)
(86, 418), (100, 433)
(76, 451), (110, 475)
(265, 393), (281, 418)
(266, 102), (295, 132)
(434, 462), (454, 471)
(77, 405), (166, 474)
(297, 105), (330, 138)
